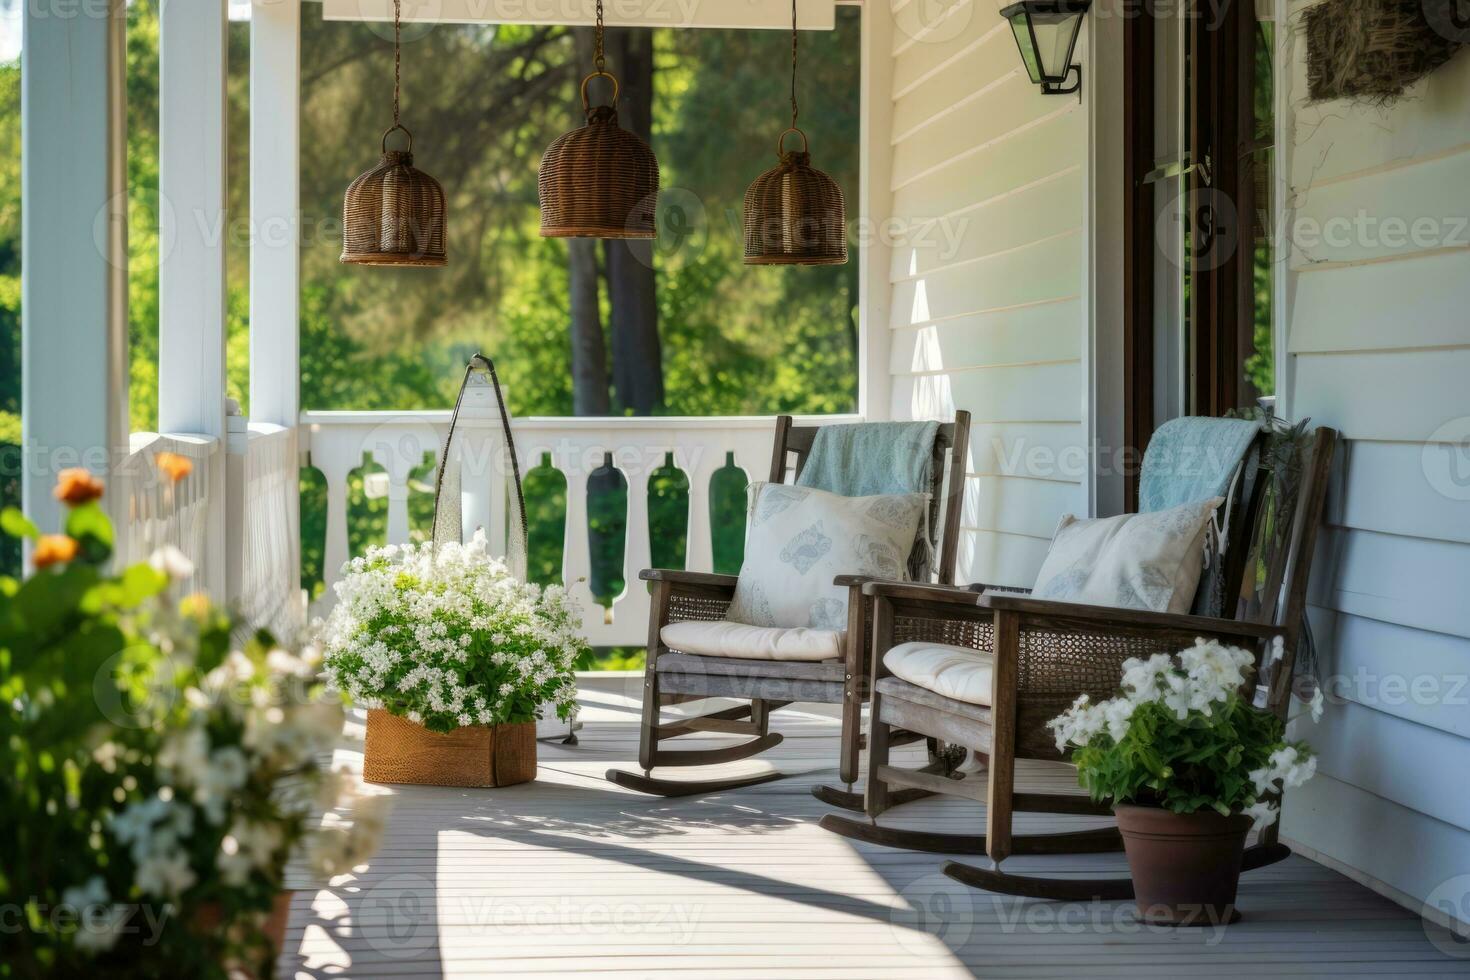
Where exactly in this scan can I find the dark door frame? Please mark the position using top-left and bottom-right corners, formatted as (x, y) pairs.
(1122, 0), (1260, 509)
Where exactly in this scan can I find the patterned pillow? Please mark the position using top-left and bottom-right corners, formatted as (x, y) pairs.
(727, 483), (929, 630)
(1031, 497), (1223, 614)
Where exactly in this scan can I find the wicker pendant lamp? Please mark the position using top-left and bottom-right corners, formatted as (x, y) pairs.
(743, 0), (847, 266)
(341, 0), (447, 267)
(538, 0), (659, 239)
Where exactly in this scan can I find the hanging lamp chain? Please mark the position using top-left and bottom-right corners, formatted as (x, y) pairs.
(594, 0), (606, 74)
(789, 0), (798, 130)
(392, 0), (402, 127)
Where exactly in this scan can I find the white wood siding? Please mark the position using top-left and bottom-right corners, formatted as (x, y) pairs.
(1279, 1), (1470, 922)
(881, 0), (1087, 587)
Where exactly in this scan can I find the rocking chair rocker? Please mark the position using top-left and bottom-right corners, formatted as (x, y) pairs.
(822, 423), (1338, 902)
(605, 412), (971, 801)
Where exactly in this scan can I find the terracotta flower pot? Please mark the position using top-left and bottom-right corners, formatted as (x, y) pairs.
(263, 889), (294, 952)
(192, 889), (295, 974)
(362, 708), (536, 788)
(1114, 803), (1252, 926)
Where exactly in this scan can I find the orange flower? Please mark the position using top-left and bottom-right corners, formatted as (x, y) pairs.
(179, 592), (212, 619)
(155, 451), (193, 484)
(33, 534), (79, 569)
(53, 468), (105, 506)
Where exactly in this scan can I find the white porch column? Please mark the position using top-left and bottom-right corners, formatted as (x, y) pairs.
(21, 0), (130, 547)
(158, 0), (230, 595)
(250, 0), (303, 600)
(857, 0), (894, 421)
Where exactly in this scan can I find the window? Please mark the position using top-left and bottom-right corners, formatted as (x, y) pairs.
(1124, 0), (1277, 499)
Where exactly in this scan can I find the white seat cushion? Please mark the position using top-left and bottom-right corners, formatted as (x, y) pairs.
(883, 641), (995, 706)
(661, 620), (844, 663)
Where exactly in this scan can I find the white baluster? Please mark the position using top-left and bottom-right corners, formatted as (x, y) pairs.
(562, 463), (599, 639)
(312, 434), (362, 601)
(370, 422), (438, 547)
(619, 463), (652, 632)
(686, 457), (716, 573)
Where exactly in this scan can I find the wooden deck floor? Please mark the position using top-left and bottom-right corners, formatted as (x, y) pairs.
(278, 674), (1468, 978)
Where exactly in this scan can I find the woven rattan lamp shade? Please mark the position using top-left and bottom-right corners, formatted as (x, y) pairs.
(743, 130), (847, 266)
(342, 135), (447, 267)
(539, 76), (659, 239)
(340, 0), (447, 268)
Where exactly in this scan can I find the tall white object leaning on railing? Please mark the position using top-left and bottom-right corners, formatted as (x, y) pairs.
(430, 354), (527, 575)
(432, 354), (578, 743)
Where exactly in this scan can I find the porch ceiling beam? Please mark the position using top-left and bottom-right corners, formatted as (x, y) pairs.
(20, 0), (130, 544)
(159, 0), (230, 593)
(317, 0), (836, 30)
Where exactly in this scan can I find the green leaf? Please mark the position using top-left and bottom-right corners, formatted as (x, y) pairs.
(0, 507), (39, 541)
(63, 501), (114, 564)
(85, 562), (169, 611)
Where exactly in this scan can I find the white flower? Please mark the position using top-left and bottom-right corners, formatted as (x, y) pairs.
(318, 535), (585, 732)
(158, 726), (210, 786)
(1103, 697), (1136, 742)
(61, 876), (127, 954)
(135, 847), (196, 897)
(216, 817), (283, 886)
(148, 544), (195, 582)
(1243, 800), (1278, 827)
(1248, 766), (1273, 795)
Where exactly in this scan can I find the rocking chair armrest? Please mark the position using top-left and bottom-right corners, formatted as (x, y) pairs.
(833, 573), (879, 587)
(639, 568), (739, 591)
(967, 582), (1033, 596)
(861, 580), (988, 605)
(979, 593), (1286, 644)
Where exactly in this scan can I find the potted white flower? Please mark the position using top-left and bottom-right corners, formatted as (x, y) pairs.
(322, 531), (586, 788)
(1048, 638), (1321, 924)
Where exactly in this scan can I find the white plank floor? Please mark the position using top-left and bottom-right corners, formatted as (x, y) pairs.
(277, 674), (1470, 979)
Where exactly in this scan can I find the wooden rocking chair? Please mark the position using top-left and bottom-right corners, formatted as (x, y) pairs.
(822, 424), (1338, 901)
(605, 411), (971, 801)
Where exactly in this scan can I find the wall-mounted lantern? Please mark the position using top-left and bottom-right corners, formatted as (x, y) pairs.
(1000, 0), (1091, 96)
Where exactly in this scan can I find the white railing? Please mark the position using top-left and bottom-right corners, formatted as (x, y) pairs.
(226, 419), (303, 639)
(119, 431), (218, 596)
(300, 413), (860, 646)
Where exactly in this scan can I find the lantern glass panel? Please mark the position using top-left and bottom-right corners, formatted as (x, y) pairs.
(1031, 8), (1083, 82)
(1005, 9), (1043, 84)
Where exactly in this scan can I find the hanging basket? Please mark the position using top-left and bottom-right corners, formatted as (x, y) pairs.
(363, 709), (536, 788)
(1305, 0), (1461, 105)
(743, 129), (847, 266)
(539, 72), (659, 239)
(342, 125), (448, 267)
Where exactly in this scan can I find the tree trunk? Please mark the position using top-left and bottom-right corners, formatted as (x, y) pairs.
(568, 238), (609, 416)
(567, 28), (611, 418)
(601, 28), (663, 416)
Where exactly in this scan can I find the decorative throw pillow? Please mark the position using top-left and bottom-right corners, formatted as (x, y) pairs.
(1031, 497), (1223, 614)
(727, 483), (928, 630)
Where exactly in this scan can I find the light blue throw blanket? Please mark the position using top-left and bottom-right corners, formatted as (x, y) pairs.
(795, 420), (941, 498)
(1138, 416), (1263, 514)
(795, 420), (941, 580)
(1138, 416), (1263, 616)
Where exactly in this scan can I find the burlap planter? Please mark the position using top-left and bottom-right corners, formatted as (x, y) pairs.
(362, 709), (537, 788)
